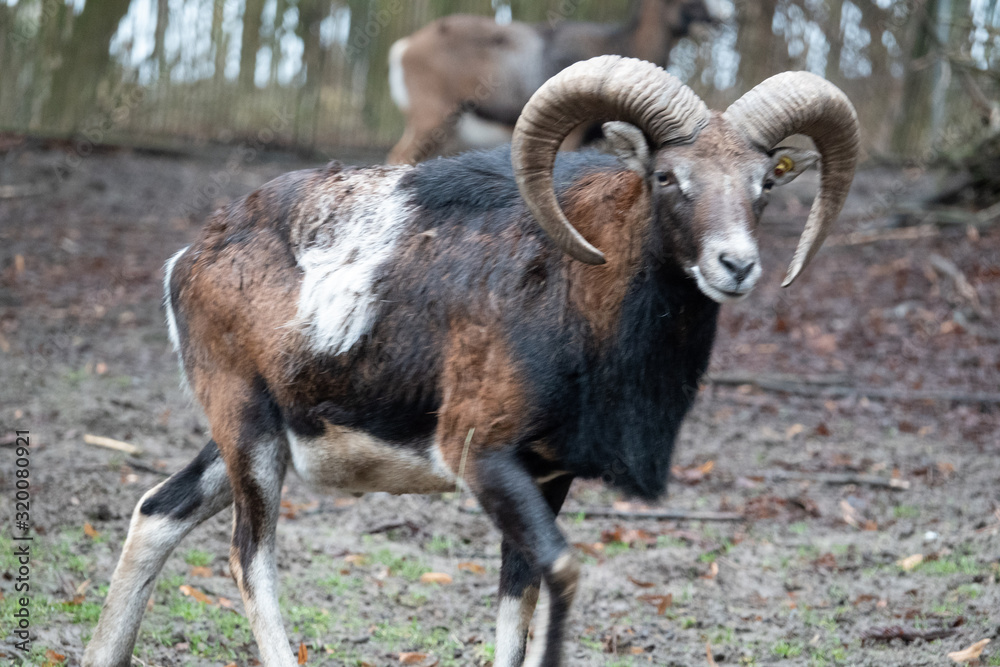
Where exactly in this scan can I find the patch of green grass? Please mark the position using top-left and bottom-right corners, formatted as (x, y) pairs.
(288, 604), (334, 639)
(771, 640), (803, 658)
(372, 619), (464, 666)
(711, 626), (734, 645)
(65, 367), (89, 386)
(680, 615), (698, 629)
(208, 605), (252, 644)
(478, 642), (496, 662)
(183, 548), (215, 567)
(603, 541), (631, 557)
(371, 548), (430, 581)
(656, 535), (688, 549)
(426, 534), (456, 555)
(63, 600), (103, 624)
(952, 583), (982, 599)
(167, 594), (208, 622)
(0, 591), (58, 637)
(893, 504), (920, 519)
(916, 555), (985, 577)
(318, 571), (363, 596)
(789, 521), (809, 535)
(608, 659), (635, 667)
(986, 652), (1000, 666)
(157, 572), (186, 593)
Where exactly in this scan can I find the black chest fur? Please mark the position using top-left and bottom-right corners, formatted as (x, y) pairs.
(511, 265), (720, 499)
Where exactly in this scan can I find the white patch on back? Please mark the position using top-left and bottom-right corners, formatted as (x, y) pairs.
(293, 170), (412, 355)
(457, 113), (514, 148)
(388, 38), (411, 111)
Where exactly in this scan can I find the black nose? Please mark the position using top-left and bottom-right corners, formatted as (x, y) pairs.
(719, 254), (756, 284)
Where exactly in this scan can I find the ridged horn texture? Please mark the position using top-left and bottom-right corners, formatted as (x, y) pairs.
(512, 55), (710, 264)
(723, 71), (860, 286)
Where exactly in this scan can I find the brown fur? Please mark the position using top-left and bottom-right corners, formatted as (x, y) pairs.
(562, 170), (650, 343)
(436, 322), (528, 475)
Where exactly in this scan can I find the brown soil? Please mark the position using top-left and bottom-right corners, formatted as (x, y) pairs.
(0, 141), (998, 666)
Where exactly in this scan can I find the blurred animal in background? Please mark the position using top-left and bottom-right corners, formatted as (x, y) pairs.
(387, 0), (727, 164)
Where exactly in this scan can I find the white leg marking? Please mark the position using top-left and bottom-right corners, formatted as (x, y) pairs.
(522, 586), (551, 667)
(240, 547), (296, 667)
(293, 171), (413, 355)
(494, 588), (539, 667)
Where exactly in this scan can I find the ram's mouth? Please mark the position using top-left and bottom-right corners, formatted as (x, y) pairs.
(689, 266), (754, 304)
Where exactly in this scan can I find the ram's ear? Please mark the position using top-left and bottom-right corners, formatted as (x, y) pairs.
(603, 121), (651, 176)
(768, 147), (820, 186)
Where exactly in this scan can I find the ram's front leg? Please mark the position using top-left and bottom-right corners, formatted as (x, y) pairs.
(474, 451), (580, 667)
(494, 475), (574, 667)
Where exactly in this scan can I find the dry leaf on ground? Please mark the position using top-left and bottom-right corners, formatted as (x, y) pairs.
(399, 652), (429, 664)
(457, 562), (485, 575)
(897, 554), (924, 570)
(637, 593), (672, 615)
(43, 649), (66, 666)
(419, 572), (452, 584)
(948, 638), (990, 663)
(706, 641), (719, 667)
(297, 642), (308, 664)
(178, 584), (213, 605)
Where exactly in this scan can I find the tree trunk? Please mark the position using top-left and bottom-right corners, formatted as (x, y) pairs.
(41, 0), (135, 132)
(891, 0), (936, 154)
(153, 0), (170, 82)
(735, 0), (779, 91)
(239, 0), (266, 91)
(212, 0), (226, 83)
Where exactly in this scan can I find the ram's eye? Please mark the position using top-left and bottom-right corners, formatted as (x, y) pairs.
(655, 171), (676, 186)
(773, 156), (795, 177)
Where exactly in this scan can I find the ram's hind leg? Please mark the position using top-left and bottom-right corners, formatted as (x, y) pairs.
(214, 380), (295, 667)
(83, 440), (232, 667)
(494, 475), (574, 667)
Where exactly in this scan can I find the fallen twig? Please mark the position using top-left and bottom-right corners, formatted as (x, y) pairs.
(708, 375), (1000, 405)
(563, 507), (744, 522)
(0, 183), (49, 199)
(123, 460), (169, 477)
(709, 372), (850, 387)
(929, 253), (986, 315)
(766, 471), (909, 490)
(364, 520), (422, 536)
(458, 504), (743, 521)
(83, 434), (141, 455)
(826, 224), (939, 246)
(861, 625), (956, 646)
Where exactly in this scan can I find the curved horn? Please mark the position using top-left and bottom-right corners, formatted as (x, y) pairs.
(723, 72), (860, 286)
(512, 55), (709, 264)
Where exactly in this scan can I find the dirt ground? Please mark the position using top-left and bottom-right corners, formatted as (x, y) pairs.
(0, 137), (998, 667)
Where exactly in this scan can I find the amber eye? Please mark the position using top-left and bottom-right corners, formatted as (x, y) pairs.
(655, 171), (676, 186)
(773, 156), (795, 178)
